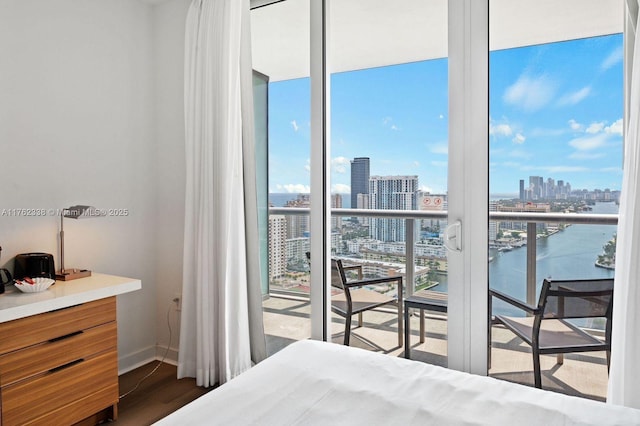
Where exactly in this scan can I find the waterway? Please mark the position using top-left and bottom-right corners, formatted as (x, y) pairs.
(431, 202), (617, 316)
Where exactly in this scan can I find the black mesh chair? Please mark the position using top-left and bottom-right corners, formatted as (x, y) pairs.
(489, 278), (614, 389)
(306, 253), (403, 346)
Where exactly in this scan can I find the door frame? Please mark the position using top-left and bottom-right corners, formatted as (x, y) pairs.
(308, 0), (490, 375)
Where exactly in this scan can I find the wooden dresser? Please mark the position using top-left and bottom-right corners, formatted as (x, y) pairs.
(0, 274), (141, 425)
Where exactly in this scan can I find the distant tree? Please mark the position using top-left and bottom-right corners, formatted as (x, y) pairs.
(603, 234), (617, 259)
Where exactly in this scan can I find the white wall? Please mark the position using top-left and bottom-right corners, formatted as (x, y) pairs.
(0, 0), (158, 372)
(152, 0), (191, 363)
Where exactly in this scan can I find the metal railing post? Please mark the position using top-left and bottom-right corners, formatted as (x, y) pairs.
(406, 218), (415, 297)
(526, 221), (537, 306)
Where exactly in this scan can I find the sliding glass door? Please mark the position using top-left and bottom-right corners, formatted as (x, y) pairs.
(252, 0), (490, 372)
(327, 0), (451, 361)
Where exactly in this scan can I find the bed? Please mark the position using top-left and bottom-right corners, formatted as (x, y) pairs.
(155, 340), (640, 425)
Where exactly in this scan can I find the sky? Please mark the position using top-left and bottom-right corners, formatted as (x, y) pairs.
(267, 33), (623, 197)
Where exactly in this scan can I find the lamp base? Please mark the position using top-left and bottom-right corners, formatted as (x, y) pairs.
(55, 268), (91, 281)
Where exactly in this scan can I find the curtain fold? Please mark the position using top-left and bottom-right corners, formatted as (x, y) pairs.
(178, 0), (266, 388)
(608, 0), (640, 409)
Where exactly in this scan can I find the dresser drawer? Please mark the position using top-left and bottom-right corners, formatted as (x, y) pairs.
(0, 321), (116, 387)
(0, 297), (116, 354)
(1, 350), (118, 425)
(26, 385), (118, 426)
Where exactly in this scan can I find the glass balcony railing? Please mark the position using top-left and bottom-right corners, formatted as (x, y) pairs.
(268, 206), (618, 303)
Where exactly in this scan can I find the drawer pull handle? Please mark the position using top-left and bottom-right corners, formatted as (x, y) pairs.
(50, 358), (84, 373)
(50, 303), (82, 313)
(49, 330), (83, 343)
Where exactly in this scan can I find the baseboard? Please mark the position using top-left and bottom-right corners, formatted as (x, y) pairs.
(118, 345), (157, 375)
(156, 344), (179, 366)
(118, 344), (179, 375)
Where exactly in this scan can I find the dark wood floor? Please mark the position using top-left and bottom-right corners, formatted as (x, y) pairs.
(115, 362), (213, 425)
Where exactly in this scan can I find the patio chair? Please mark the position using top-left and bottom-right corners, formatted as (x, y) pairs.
(489, 278), (614, 389)
(306, 253), (403, 346)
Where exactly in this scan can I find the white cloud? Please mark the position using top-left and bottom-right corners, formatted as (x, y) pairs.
(512, 133), (526, 144)
(431, 160), (447, 167)
(585, 121), (606, 134)
(304, 159), (311, 172)
(439, 114), (444, 119)
(599, 167), (623, 174)
(331, 156), (350, 174)
(545, 166), (589, 173)
(429, 143), (448, 155)
(557, 86), (591, 106)
(605, 118), (623, 136)
(568, 119), (582, 131)
(490, 123), (513, 137)
(281, 184), (310, 193)
(569, 133), (609, 151)
(413, 161), (420, 167)
(382, 116), (400, 131)
(568, 152), (606, 160)
(332, 184), (350, 193)
(290, 120), (299, 132)
(601, 46), (623, 71)
(419, 185), (433, 193)
(503, 74), (556, 112)
(528, 127), (569, 138)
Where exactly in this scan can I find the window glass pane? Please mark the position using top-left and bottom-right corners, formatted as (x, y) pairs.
(252, 0), (311, 352)
(489, 1), (622, 397)
(330, 0), (448, 363)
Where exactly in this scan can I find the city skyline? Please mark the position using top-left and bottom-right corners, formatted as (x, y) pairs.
(267, 33), (623, 196)
(270, 170), (617, 207)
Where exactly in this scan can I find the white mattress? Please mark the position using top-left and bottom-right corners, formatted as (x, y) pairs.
(156, 340), (640, 425)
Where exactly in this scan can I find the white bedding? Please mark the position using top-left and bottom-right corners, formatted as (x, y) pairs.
(156, 340), (640, 425)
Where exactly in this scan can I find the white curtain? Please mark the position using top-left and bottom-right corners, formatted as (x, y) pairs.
(608, 0), (640, 409)
(178, 0), (267, 387)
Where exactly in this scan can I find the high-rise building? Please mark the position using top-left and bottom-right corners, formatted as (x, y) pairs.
(350, 157), (370, 209)
(331, 194), (342, 230)
(286, 237), (310, 266)
(529, 176), (543, 200)
(268, 215), (287, 281)
(489, 201), (498, 241)
(519, 179), (525, 201)
(546, 178), (555, 199)
(369, 175), (417, 242)
(356, 193), (370, 226)
(284, 194), (310, 238)
(356, 193), (369, 210)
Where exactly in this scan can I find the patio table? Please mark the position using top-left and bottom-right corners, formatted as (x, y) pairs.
(404, 289), (448, 359)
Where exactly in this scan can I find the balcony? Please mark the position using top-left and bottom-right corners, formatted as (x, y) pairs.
(264, 206), (617, 401)
(263, 294), (610, 400)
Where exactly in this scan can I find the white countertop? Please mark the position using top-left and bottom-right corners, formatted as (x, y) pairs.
(0, 273), (141, 323)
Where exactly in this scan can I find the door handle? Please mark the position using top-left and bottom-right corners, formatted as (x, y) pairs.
(443, 220), (462, 252)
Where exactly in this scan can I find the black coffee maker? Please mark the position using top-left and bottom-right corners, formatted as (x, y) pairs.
(0, 247), (12, 294)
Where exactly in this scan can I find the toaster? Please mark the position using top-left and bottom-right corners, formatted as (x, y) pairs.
(14, 253), (56, 280)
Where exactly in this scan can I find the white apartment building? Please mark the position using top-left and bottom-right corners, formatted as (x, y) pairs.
(369, 175), (418, 242)
(345, 237), (446, 258)
(268, 215), (287, 280)
(286, 237), (310, 264)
